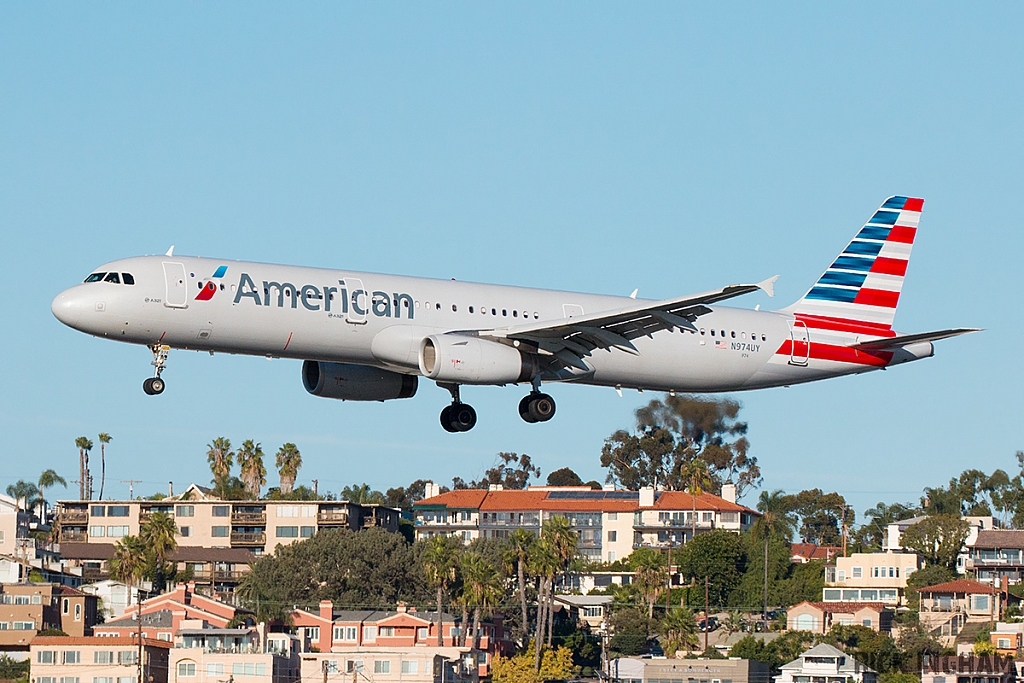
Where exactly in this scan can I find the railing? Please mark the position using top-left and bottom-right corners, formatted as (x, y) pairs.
(318, 511), (350, 525)
(363, 517), (378, 528)
(60, 512), (89, 524)
(82, 567), (109, 582)
(634, 521), (714, 531)
(61, 531), (88, 542)
(230, 532), (266, 546)
(214, 570), (247, 581)
(231, 512), (266, 525)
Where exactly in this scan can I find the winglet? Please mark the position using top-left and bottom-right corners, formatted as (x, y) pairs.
(757, 275), (779, 298)
(165, 245), (175, 257)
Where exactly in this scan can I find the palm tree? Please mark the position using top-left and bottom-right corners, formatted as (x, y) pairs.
(75, 436), (93, 500)
(462, 552), (502, 650)
(723, 610), (747, 637)
(754, 489), (797, 621)
(140, 511), (178, 592)
(422, 536), (461, 646)
(37, 469), (67, 527)
(504, 528), (535, 645)
(6, 481), (40, 515)
(541, 516), (577, 646)
(682, 459), (713, 542)
(97, 433), (112, 500)
(660, 607), (699, 656)
(528, 537), (559, 671)
(275, 443), (302, 495)
(341, 484), (385, 504)
(237, 440), (267, 500)
(110, 535), (148, 681)
(206, 437), (234, 497)
(633, 555), (667, 619)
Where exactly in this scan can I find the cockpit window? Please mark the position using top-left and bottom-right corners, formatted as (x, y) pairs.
(104, 272), (121, 284)
(122, 273), (135, 285)
(84, 273), (106, 283)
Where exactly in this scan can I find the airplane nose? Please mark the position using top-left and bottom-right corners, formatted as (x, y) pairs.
(51, 289), (84, 327)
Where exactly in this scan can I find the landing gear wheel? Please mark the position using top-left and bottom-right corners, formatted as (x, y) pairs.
(440, 406), (457, 433)
(143, 377), (165, 395)
(519, 395), (538, 423)
(520, 393), (555, 423)
(448, 403), (477, 432)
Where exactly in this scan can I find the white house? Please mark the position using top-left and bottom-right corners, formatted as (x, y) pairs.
(775, 643), (876, 683)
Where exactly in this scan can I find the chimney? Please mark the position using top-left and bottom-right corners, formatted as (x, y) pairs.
(639, 487), (655, 508)
(319, 600), (333, 622)
(169, 482), (173, 497)
(488, 484), (503, 491)
(721, 484), (737, 504)
(603, 484), (615, 491)
(397, 601), (408, 614)
(424, 482), (440, 499)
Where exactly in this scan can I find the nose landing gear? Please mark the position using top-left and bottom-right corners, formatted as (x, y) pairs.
(519, 392), (556, 423)
(143, 344), (170, 395)
(438, 382), (477, 432)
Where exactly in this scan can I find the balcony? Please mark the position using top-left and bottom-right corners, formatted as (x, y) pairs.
(230, 532), (266, 546)
(61, 531), (88, 543)
(231, 512), (266, 525)
(60, 511), (89, 525)
(82, 567), (110, 582)
(318, 510), (350, 526)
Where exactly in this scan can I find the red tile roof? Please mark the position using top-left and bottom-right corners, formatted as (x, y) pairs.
(973, 530), (1024, 550)
(797, 601), (892, 613)
(478, 490), (551, 511)
(791, 543), (840, 561)
(918, 579), (998, 595)
(648, 491), (756, 514)
(416, 488), (756, 514)
(416, 490), (489, 509)
(32, 636), (172, 648)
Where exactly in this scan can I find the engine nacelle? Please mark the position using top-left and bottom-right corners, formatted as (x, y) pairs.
(302, 361), (418, 401)
(419, 334), (537, 384)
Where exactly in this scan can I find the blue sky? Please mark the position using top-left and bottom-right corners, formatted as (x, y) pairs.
(2, 4), (1021, 521)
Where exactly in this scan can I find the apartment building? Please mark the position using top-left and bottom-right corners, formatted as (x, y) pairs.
(413, 484), (757, 563)
(966, 530), (1024, 586)
(885, 515), (996, 574)
(95, 582), (246, 640)
(57, 485), (400, 557)
(31, 635), (171, 683)
(787, 601), (894, 634)
(0, 583), (98, 650)
(823, 551), (921, 606)
(0, 494), (29, 565)
(169, 627), (300, 682)
(609, 656), (772, 683)
(300, 647), (476, 683)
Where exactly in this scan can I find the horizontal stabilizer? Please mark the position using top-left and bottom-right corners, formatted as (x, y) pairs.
(852, 328), (980, 350)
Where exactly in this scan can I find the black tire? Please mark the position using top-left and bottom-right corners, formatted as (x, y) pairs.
(528, 393), (556, 422)
(142, 378), (155, 395)
(150, 377), (165, 395)
(450, 403), (477, 432)
(519, 395), (537, 423)
(440, 406), (457, 433)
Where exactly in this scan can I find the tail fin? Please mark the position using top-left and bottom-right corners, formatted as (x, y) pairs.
(783, 196), (923, 329)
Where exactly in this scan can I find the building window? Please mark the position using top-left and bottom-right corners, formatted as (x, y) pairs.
(417, 627), (427, 640)
(106, 526), (129, 537)
(212, 526), (229, 537)
(277, 505), (299, 517)
(176, 505), (194, 517)
(37, 651), (57, 663)
(232, 663), (267, 675)
(402, 661), (419, 674)
(13, 621), (35, 630)
(94, 651), (113, 664)
(89, 526), (106, 537)
(107, 506), (129, 517)
(334, 626), (344, 641)
(206, 664), (225, 675)
(91, 505), (106, 517)
(582, 607), (603, 618)
(179, 526), (191, 537)
(380, 627), (395, 637)
(375, 660), (392, 674)
(346, 626), (358, 641)
(177, 661), (197, 676)
(795, 614), (817, 631)
(364, 625), (377, 641)
(93, 678), (114, 683)
(75, 603), (82, 621)
(212, 506), (229, 517)
(998, 638), (1011, 649)
(118, 651), (137, 664)
(608, 530), (617, 542)
(852, 567), (862, 578)
(347, 661), (364, 674)
(300, 526), (315, 538)
(306, 627), (320, 641)
(863, 619), (872, 627)
(837, 570), (846, 582)
(973, 595), (990, 611)
(277, 526), (299, 538)
(63, 598), (70, 614)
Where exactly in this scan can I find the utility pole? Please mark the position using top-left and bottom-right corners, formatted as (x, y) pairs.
(121, 480), (142, 500)
(763, 533), (769, 627)
(704, 577), (710, 653)
(313, 479), (319, 498)
(665, 521), (673, 615)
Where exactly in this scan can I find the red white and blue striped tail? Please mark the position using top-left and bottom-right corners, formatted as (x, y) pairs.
(783, 196), (922, 330)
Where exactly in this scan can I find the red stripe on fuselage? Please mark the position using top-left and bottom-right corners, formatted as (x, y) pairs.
(775, 340), (893, 367)
(870, 257), (908, 276)
(888, 226), (917, 244)
(794, 314), (895, 336)
(854, 288), (900, 308)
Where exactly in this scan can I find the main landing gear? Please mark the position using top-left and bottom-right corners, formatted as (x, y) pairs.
(439, 383), (477, 433)
(143, 344), (170, 395)
(519, 391), (556, 423)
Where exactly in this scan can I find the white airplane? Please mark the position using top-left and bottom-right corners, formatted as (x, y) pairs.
(52, 196), (975, 432)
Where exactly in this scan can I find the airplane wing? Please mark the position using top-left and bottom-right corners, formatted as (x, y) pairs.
(852, 328), (980, 350)
(479, 276), (778, 368)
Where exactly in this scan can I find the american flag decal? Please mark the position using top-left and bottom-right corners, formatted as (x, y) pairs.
(715, 340), (728, 349)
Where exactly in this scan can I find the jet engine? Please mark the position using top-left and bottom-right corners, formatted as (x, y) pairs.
(419, 334), (537, 384)
(302, 361), (418, 401)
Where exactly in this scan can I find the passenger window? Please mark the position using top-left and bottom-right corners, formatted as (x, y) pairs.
(513, 310), (518, 317)
(452, 304), (457, 312)
(502, 309), (507, 316)
(481, 307), (486, 314)
(469, 306), (474, 313)
(761, 334), (767, 341)
(534, 312), (539, 319)
(711, 330), (715, 337)
(84, 273), (106, 283)
(491, 308), (497, 316)
(700, 329), (705, 335)
(731, 331), (736, 338)
(122, 273), (135, 285)
(104, 272), (121, 284)
(436, 303), (441, 311)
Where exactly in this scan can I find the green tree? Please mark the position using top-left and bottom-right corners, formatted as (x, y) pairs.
(140, 511), (178, 592)
(421, 535), (462, 646)
(601, 396), (761, 497)
(608, 607), (654, 657)
(275, 443), (302, 495)
(787, 489), (848, 545)
(505, 528), (535, 645)
(857, 501), (917, 549)
(385, 479), (435, 510)
(97, 433), (112, 500)
(547, 467), (584, 487)
(904, 564), (956, 609)
(463, 551), (503, 649)
(682, 458), (713, 541)
(900, 514), (969, 571)
(38, 469), (67, 512)
(341, 483), (386, 504)
(237, 440), (266, 500)
(110, 534), (148, 676)
(5, 481), (40, 515)
(659, 607), (699, 656)
(75, 436), (93, 500)
(752, 489), (797, 615)
(677, 530), (745, 608)
(453, 452), (541, 490)
(631, 550), (666, 618)
(206, 437), (234, 497)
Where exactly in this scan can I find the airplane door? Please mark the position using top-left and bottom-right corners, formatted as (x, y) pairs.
(162, 262), (188, 309)
(346, 278), (368, 324)
(563, 304), (584, 319)
(789, 320), (809, 366)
